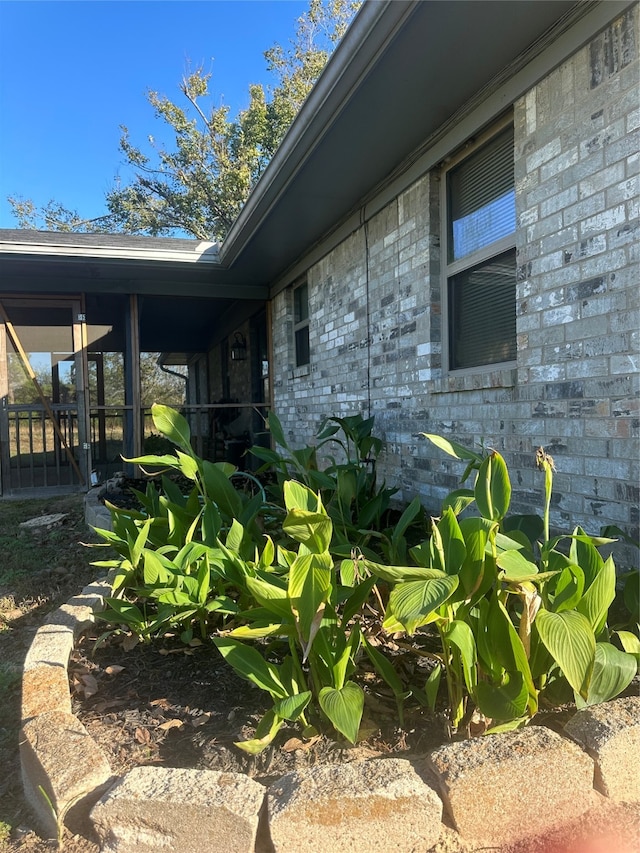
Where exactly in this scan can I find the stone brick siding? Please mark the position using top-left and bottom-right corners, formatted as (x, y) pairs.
(270, 7), (639, 561)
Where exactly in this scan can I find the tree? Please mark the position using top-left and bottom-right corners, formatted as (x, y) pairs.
(9, 0), (360, 241)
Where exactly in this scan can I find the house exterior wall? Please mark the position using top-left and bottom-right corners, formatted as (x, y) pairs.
(269, 7), (639, 560)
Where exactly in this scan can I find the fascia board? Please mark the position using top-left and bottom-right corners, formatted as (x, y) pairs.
(0, 241), (220, 267)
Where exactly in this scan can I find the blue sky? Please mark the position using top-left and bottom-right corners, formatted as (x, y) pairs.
(0, 0), (308, 228)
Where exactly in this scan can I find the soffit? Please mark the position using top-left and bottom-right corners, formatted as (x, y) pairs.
(221, 0), (582, 285)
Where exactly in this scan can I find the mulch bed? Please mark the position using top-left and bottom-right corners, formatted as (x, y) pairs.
(70, 629), (452, 785)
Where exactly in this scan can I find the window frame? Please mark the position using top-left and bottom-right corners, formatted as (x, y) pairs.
(292, 278), (310, 368)
(441, 115), (517, 374)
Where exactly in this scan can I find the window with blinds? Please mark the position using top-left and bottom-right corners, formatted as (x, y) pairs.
(445, 124), (516, 371)
(293, 280), (310, 367)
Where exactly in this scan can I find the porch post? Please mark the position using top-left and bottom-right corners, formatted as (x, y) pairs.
(0, 316), (7, 495)
(124, 295), (142, 473)
(72, 300), (90, 488)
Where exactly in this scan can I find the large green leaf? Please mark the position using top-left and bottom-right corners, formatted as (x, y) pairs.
(496, 549), (539, 583)
(245, 576), (292, 619)
(577, 642), (637, 708)
(201, 461), (242, 519)
(436, 508), (467, 575)
(474, 451), (511, 521)
(576, 556), (616, 634)
(458, 516), (495, 599)
(121, 454), (180, 469)
(235, 709), (284, 754)
(391, 497), (423, 547)
(332, 627), (362, 691)
(151, 404), (192, 454)
(283, 509), (332, 554)
(130, 519), (152, 568)
(442, 489), (475, 516)
(142, 549), (175, 586)
(423, 665), (442, 711)
(502, 514), (544, 546)
(226, 622), (291, 639)
(388, 575), (459, 635)
(475, 673), (528, 722)
(444, 620), (477, 694)
(364, 560), (447, 583)
(421, 434), (482, 462)
(213, 637), (287, 699)
(283, 480), (320, 513)
(274, 691), (312, 721)
(616, 630), (640, 665)
(569, 527), (604, 590)
(485, 596), (537, 712)
(288, 552), (332, 646)
(174, 451), (200, 482)
(552, 565), (585, 612)
(266, 411), (287, 449)
(319, 682), (364, 743)
(226, 519), (245, 553)
(535, 609), (595, 699)
(201, 501), (221, 544)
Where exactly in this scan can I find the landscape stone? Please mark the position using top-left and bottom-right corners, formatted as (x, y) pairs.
(427, 726), (594, 847)
(90, 766), (266, 853)
(23, 622), (75, 671)
(49, 600), (98, 633)
(564, 695), (640, 802)
(21, 664), (72, 721)
(19, 513), (67, 531)
(20, 710), (113, 839)
(267, 758), (443, 852)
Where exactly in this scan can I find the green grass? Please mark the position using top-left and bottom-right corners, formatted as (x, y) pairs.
(0, 663), (20, 693)
(0, 497), (80, 583)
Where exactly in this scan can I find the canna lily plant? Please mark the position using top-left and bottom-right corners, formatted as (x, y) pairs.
(213, 480), (376, 752)
(369, 436), (637, 735)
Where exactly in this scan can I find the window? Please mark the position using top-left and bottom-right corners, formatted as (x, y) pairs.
(293, 280), (310, 367)
(444, 124), (516, 371)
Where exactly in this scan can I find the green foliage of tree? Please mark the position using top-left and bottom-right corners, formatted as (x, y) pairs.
(89, 352), (187, 408)
(8, 0), (360, 241)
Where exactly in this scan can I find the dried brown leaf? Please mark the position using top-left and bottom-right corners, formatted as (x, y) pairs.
(81, 674), (99, 698)
(134, 727), (151, 744)
(282, 735), (320, 752)
(158, 719), (184, 731)
(122, 634), (139, 652)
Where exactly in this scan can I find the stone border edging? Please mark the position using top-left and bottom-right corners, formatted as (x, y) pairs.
(85, 487), (113, 533)
(16, 494), (640, 850)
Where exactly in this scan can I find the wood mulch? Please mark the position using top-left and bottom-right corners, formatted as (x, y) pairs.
(70, 628), (451, 786)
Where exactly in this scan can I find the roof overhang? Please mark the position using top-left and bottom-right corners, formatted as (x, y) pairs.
(220, 0), (601, 285)
(0, 230), (267, 300)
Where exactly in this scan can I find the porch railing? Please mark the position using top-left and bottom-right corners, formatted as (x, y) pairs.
(88, 402), (271, 481)
(6, 403), (83, 490)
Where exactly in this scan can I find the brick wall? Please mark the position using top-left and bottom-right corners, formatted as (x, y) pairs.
(270, 7), (639, 561)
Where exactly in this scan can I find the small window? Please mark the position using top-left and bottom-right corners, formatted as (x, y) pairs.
(445, 124), (516, 371)
(293, 280), (310, 367)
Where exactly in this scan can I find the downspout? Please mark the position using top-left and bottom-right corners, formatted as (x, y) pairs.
(156, 359), (190, 406)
